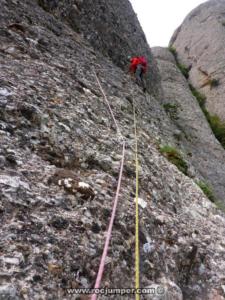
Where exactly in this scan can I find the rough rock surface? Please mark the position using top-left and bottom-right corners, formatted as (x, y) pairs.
(1, 1), (225, 300)
(152, 47), (225, 202)
(37, 0), (162, 97)
(170, 0), (225, 120)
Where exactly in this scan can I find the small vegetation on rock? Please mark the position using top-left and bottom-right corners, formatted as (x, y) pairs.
(189, 84), (225, 148)
(208, 115), (225, 148)
(200, 185), (225, 213)
(177, 63), (190, 79)
(169, 46), (189, 78)
(189, 84), (206, 108)
(163, 103), (179, 120)
(197, 180), (216, 202)
(168, 46), (177, 59)
(160, 145), (188, 175)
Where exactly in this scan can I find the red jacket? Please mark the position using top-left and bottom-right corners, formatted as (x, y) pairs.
(129, 56), (147, 73)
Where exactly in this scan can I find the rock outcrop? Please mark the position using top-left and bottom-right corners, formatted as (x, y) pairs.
(170, 0), (225, 120)
(37, 0), (161, 97)
(152, 47), (225, 202)
(1, 1), (225, 300)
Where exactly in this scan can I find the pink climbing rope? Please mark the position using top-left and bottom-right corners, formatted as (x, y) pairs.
(91, 141), (125, 300)
(94, 70), (122, 137)
(91, 69), (126, 300)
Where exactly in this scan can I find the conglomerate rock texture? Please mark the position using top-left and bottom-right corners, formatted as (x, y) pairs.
(1, 1), (225, 300)
(37, 0), (162, 97)
(170, 0), (225, 120)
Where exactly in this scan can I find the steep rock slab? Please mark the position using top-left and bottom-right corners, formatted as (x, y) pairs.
(170, 0), (225, 120)
(1, 1), (225, 300)
(37, 0), (162, 97)
(152, 47), (225, 203)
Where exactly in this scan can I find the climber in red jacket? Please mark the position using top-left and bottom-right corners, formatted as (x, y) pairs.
(129, 56), (147, 92)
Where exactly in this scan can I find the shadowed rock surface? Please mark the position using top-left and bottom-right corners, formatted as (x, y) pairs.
(170, 0), (225, 120)
(37, 0), (162, 97)
(1, 1), (225, 300)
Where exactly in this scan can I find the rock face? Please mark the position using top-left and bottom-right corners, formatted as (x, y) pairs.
(1, 0), (225, 300)
(38, 0), (161, 97)
(152, 47), (225, 202)
(170, 0), (225, 120)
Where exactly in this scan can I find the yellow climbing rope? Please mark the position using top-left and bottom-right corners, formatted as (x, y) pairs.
(133, 100), (140, 300)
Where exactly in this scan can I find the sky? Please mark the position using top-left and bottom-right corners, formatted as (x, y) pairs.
(129, 0), (208, 47)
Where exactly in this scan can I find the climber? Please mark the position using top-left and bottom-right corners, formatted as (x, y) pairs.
(129, 55), (147, 92)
